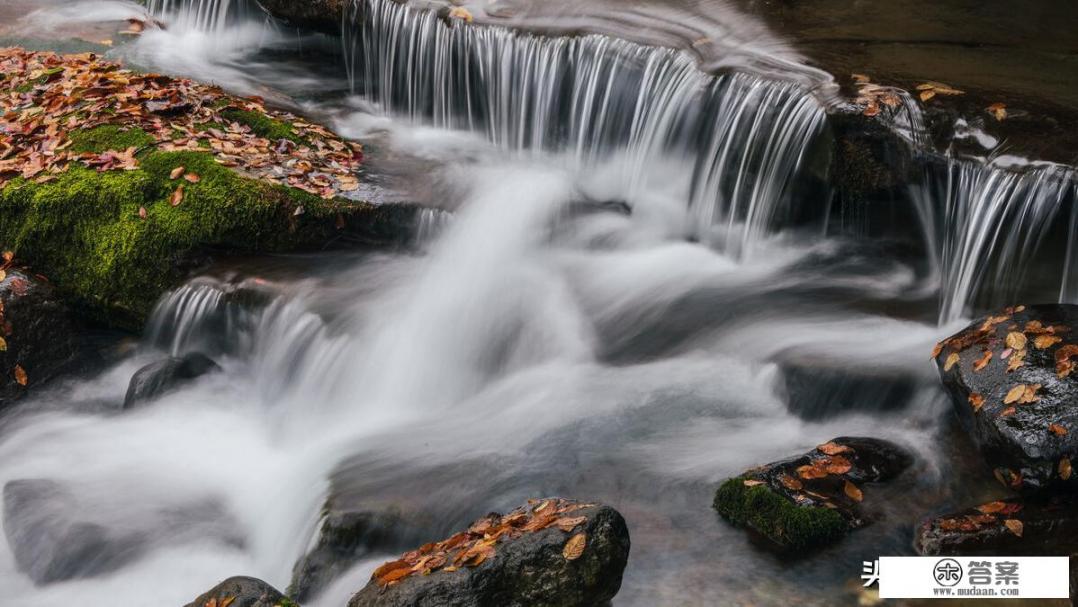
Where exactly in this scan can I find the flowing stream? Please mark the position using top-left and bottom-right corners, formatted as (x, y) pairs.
(1, 1), (1076, 606)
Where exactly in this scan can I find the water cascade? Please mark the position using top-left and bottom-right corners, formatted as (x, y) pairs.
(344, 0), (827, 258)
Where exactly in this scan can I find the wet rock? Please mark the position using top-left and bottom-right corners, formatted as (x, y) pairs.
(915, 495), (1078, 556)
(3, 478), (242, 584)
(290, 505), (409, 601)
(714, 436), (912, 550)
(933, 304), (1078, 493)
(0, 270), (78, 404)
(347, 498), (630, 607)
(258, 0), (346, 33)
(123, 352), (221, 408)
(183, 576), (293, 607)
(3, 479), (142, 584)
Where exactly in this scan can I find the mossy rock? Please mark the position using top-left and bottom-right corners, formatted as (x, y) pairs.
(0, 141), (410, 329)
(713, 436), (912, 551)
(713, 477), (846, 550)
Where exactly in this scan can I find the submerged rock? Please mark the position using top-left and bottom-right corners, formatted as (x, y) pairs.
(915, 495), (1078, 556)
(348, 498), (630, 607)
(184, 576), (294, 607)
(933, 304), (1078, 493)
(714, 436), (912, 550)
(290, 505), (410, 601)
(123, 352), (221, 408)
(3, 478), (242, 585)
(0, 269), (77, 404)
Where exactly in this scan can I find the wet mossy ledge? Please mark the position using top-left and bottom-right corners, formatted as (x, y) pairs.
(0, 48), (411, 329)
(714, 477), (846, 550)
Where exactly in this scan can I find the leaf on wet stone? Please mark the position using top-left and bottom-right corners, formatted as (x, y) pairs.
(973, 350), (992, 371)
(1061, 457), (1073, 480)
(448, 6), (473, 22)
(944, 352), (961, 371)
(844, 480), (863, 502)
(1000, 406), (1017, 417)
(779, 474), (803, 490)
(14, 364), (27, 386)
(1003, 519), (1023, 537)
(562, 533), (586, 560)
(1049, 423), (1068, 436)
(968, 393), (985, 412)
(931, 342), (943, 359)
(1005, 331), (1027, 350)
(1007, 349), (1027, 372)
(976, 501), (1006, 514)
(1034, 334), (1062, 349)
(0, 336), (6, 351)
(987, 103), (1007, 121)
(818, 442), (853, 456)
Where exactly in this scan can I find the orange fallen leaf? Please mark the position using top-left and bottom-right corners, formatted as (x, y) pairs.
(1060, 457), (1072, 481)
(987, 103), (1007, 121)
(448, 6), (474, 22)
(14, 364), (27, 386)
(968, 393), (985, 412)
(944, 352), (960, 371)
(1007, 349), (1026, 372)
(1034, 334), (1062, 349)
(818, 442), (853, 456)
(184, 172), (200, 183)
(1003, 519), (1023, 537)
(931, 342), (943, 359)
(976, 501), (1006, 514)
(169, 166), (185, 179)
(1005, 331), (1027, 350)
(844, 480), (863, 502)
(562, 532), (586, 560)
(170, 185), (184, 206)
(1049, 423), (1068, 436)
(742, 479), (765, 487)
(973, 350), (992, 371)
(0, 336), (6, 352)
(780, 474), (803, 491)
(1000, 406), (1017, 417)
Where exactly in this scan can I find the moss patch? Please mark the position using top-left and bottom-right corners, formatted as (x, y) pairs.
(713, 477), (847, 550)
(69, 125), (156, 154)
(220, 108), (303, 143)
(0, 149), (369, 327)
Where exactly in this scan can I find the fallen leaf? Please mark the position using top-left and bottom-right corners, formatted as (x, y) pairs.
(220, 598), (236, 607)
(170, 185), (184, 206)
(169, 166), (185, 179)
(1000, 406), (1017, 417)
(919, 89), (936, 102)
(448, 6), (474, 22)
(742, 479), (765, 487)
(968, 393), (985, 412)
(1034, 334), (1063, 349)
(931, 342), (943, 359)
(0, 336), (6, 351)
(987, 103), (1007, 121)
(1061, 457), (1072, 481)
(1049, 423), (1068, 436)
(184, 172), (200, 183)
(1005, 331), (1027, 350)
(825, 455), (853, 475)
(944, 352), (960, 371)
(797, 464), (828, 480)
(562, 532), (586, 560)
(554, 516), (587, 532)
(14, 364), (27, 386)
(973, 350), (992, 371)
(1003, 385), (1025, 405)
(1003, 519), (1023, 537)
(844, 480), (863, 502)
(851, 73), (870, 84)
(0, 269), (6, 282)
(138, 206), (147, 219)
(818, 442), (853, 456)
(779, 474), (803, 491)
(1007, 349), (1026, 372)
(976, 501), (1006, 514)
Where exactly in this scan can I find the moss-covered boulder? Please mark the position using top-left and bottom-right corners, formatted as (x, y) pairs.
(933, 304), (1078, 494)
(348, 498), (630, 607)
(0, 48), (413, 329)
(714, 436), (912, 550)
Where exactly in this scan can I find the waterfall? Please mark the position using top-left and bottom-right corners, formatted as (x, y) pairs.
(918, 160), (1078, 322)
(343, 0), (827, 258)
(146, 0), (256, 33)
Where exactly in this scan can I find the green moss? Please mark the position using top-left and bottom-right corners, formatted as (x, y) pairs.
(276, 599), (300, 607)
(220, 109), (303, 143)
(0, 150), (361, 327)
(69, 125), (155, 153)
(714, 477), (846, 550)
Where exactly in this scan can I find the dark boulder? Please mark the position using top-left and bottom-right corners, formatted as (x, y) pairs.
(714, 436), (912, 550)
(184, 576), (293, 607)
(0, 270), (78, 405)
(915, 495), (1078, 556)
(347, 498), (630, 607)
(933, 304), (1078, 493)
(3, 478), (242, 584)
(257, 0), (346, 33)
(290, 505), (410, 601)
(123, 352), (221, 408)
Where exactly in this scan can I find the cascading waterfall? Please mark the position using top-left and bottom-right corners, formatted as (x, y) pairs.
(343, 0), (826, 258)
(918, 160), (1078, 322)
(146, 0), (255, 33)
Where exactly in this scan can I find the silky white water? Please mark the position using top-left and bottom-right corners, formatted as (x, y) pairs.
(1, 0), (1076, 605)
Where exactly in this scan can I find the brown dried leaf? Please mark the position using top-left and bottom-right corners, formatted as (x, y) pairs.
(976, 501), (1006, 514)
(1007, 349), (1026, 372)
(1060, 457), (1072, 481)
(987, 102), (1007, 121)
(742, 479), (765, 487)
(170, 185), (184, 207)
(169, 166), (185, 180)
(184, 172), (200, 183)
(562, 533), (586, 560)
(931, 342), (943, 359)
(554, 516), (587, 532)
(973, 350), (992, 371)
(1003, 519), (1023, 537)
(779, 474), (803, 491)
(944, 352), (960, 371)
(1005, 331), (1027, 350)
(1003, 385), (1026, 404)
(818, 442), (853, 456)
(138, 206), (147, 220)
(968, 393), (985, 412)
(844, 480), (863, 502)
(0, 336), (6, 352)
(219, 598), (236, 607)
(1049, 423), (1068, 436)
(448, 6), (474, 22)
(1000, 406), (1017, 417)
(14, 364), (26, 386)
